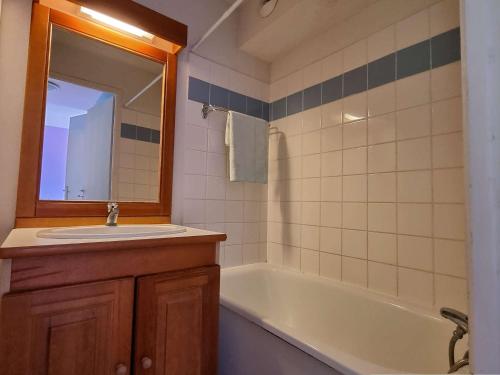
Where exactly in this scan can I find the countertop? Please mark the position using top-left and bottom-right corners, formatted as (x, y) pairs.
(0, 225), (227, 259)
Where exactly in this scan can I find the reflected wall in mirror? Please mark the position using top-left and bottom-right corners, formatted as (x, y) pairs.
(39, 25), (164, 203)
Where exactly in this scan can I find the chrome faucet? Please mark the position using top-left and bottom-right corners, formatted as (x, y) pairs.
(440, 307), (469, 373)
(106, 202), (119, 226)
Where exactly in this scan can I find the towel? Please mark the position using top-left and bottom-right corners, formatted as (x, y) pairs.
(225, 111), (268, 183)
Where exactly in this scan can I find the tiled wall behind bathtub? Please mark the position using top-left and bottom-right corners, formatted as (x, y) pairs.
(182, 53), (268, 267)
(267, 0), (468, 311)
(116, 108), (161, 202)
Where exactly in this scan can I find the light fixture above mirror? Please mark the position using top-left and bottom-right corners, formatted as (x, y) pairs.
(39, 0), (186, 54)
(79, 6), (154, 40)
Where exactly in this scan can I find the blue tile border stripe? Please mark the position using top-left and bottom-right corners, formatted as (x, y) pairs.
(322, 76), (342, 104)
(286, 91), (303, 116)
(269, 27), (461, 121)
(121, 123), (160, 144)
(396, 40), (431, 79)
(188, 77), (209, 103)
(303, 84), (321, 111)
(343, 65), (367, 97)
(187, 77), (269, 121)
(368, 53), (396, 89)
(431, 27), (461, 69)
(187, 27), (460, 123)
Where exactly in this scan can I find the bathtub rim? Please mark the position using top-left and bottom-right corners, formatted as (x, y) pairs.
(220, 262), (453, 375)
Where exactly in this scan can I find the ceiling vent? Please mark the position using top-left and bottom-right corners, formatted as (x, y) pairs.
(47, 80), (60, 92)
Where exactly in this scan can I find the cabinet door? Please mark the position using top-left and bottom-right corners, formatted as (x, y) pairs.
(134, 266), (220, 375)
(0, 278), (134, 375)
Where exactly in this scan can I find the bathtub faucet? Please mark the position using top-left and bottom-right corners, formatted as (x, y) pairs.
(106, 202), (119, 226)
(440, 307), (469, 373)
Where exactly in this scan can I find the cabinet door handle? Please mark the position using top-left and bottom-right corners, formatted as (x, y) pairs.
(115, 363), (128, 375)
(141, 357), (153, 369)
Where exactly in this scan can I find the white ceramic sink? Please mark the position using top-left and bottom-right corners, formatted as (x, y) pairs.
(37, 224), (187, 239)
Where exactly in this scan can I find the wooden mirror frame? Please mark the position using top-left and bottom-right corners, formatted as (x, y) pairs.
(16, 0), (187, 226)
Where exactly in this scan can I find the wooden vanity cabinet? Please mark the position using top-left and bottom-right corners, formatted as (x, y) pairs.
(134, 267), (219, 375)
(0, 236), (223, 375)
(0, 278), (134, 375)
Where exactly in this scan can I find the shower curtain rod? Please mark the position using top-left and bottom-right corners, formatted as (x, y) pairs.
(124, 73), (162, 108)
(191, 0), (245, 52)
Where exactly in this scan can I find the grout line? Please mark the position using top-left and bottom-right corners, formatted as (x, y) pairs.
(275, 128), (462, 152)
(429, 61), (437, 307)
(339, 109), (344, 283)
(365, 74), (370, 289)
(269, 241), (466, 279)
(268, 164), (464, 178)
(270, 199), (465, 205)
(393, 66), (401, 298)
(266, 219), (465, 241)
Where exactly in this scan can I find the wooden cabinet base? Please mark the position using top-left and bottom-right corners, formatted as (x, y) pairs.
(0, 240), (221, 375)
(135, 266), (219, 375)
(0, 278), (134, 375)
(9, 242), (216, 292)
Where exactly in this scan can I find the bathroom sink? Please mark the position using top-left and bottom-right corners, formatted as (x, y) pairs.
(37, 224), (187, 239)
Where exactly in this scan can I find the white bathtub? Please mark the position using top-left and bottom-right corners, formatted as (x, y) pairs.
(219, 263), (467, 375)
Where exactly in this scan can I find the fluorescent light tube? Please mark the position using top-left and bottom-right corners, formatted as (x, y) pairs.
(80, 7), (153, 40)
(343, 113), (364, 122)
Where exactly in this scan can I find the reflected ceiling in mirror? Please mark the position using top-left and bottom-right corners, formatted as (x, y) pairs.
(39, 25), (164, 203)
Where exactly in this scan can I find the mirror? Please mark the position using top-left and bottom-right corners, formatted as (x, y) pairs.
(39, 25), (164, 202)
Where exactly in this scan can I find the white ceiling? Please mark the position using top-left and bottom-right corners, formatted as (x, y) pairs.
(52, 26), (164, 75)
(45, 78), (104, 129)
(47, 78), (104, 111)
(236, 0), (379, 62)
(134, 0), (378, 64)
(134, 0), (238, 46)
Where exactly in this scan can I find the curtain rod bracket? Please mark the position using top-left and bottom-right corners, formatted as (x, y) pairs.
(201, 103), (270, 126)
(201, 103), (228, 119)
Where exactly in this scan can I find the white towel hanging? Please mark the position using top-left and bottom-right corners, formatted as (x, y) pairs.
(225, 111), (268, 183)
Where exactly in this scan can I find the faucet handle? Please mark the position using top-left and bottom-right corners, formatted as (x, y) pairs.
(440, 307), (468, 333)
(107, 202), (119, 213)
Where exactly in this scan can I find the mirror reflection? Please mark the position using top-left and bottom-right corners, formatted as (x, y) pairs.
(39, 25), (164, 202)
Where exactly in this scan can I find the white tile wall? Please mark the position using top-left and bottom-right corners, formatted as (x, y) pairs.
(396, 9), (430, 50)
(181, 54), (268, 268)
(367, 25), (396, 62)
(116, 108), (160, 201)
(267, 0), (467, 311)
(178, 0), (465, 311)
